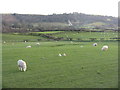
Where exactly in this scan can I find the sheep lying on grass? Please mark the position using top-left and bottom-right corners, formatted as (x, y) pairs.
(3, 41), (6, 44)
(63, 53), (66, 56)
(58, 53), (62, 56)
(101, 45), (109, 51)
(80, 45), (83, 48)
(17, 60), (27, 72)
(26, 45), (31, 48)
(58, 53), (66, 56)
(36, 42), (40, 45)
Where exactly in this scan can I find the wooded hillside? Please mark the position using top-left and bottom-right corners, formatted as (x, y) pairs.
(2, 12), (118, 33)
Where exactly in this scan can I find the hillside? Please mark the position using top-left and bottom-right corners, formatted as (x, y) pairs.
(2, 13), (118, 33)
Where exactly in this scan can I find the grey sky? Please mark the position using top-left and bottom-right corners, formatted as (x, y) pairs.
(0, 0), (119, 17)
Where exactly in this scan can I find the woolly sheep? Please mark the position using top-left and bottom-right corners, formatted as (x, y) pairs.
(36, 42), (40, 45)
(26, 45), (31, 48)
(101, 45), (109, 51)
(58, 53), (62, 56)
(3, 41), (6, 43)
(12, 43), (14, 45)
(17, 60), (27, 72)
(63, 53), (66, 56)
(93, 43), (97, 46)
(80, 45), (83, 48)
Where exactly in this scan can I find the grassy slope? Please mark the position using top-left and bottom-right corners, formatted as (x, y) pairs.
(2, 34), (44, 42)
(30, 31), (64, 34)
(2, 31), (118, 42)
(2, 41), (118, 88)
(51, 31), (118, 40)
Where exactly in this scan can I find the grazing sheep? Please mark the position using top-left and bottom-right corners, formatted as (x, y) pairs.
(26, 45), (31, 48)
(3, 41), (6, 43)
(93, 43), (97, 46)
(12, 43), (14, 45)
(58, 53), (62, 56)
(36, 42), (40, 45)
(80, 45), (83, 48)
(63, 53), (66, 56)
(17, 60), (27, 72)
(71, 41), (73, 43)
(101, 45), (109, 51)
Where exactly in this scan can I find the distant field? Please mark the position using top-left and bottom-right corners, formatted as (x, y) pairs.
(2, 31), (118, 42)
(30, 31), (64, 34)
(2, 41), (118, 88)
(51, 31), (118, 40)
(2, 34), (44, 42)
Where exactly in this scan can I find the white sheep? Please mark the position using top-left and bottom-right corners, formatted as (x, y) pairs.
(101, 45), (109, 51)
(3, 41), (6, 43)
(58, 53), (62, 56)
(12, 43), (14, 45)
(80, 45), (83, 48)
(26, 45), (31, 48)
(63, 53), (66, 56)
(36, 42), (40, 45)
(17, 60), (27, 72)
(93, 43), (97, 46)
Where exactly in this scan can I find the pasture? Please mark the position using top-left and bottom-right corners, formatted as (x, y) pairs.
(2, 33), (44, 42)
(2, 39), (118, 88)
(51, 31), (118, 41)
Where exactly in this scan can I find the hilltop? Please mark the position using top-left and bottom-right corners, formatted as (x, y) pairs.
(2, 12), (118, 33)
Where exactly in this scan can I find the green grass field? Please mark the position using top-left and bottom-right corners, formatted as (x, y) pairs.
(2, 31), (118, 42)
(2, 40), (118, 88)
(30, 31), (64, 34)
(2, 34), (44, 42)
(51, 31), (118, 40)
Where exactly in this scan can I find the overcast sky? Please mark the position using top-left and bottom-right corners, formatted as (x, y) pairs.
(0, 0), (119, 17)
